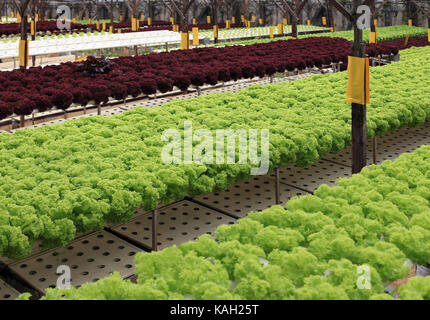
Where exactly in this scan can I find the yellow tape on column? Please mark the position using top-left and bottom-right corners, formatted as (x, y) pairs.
(232, 16), (235, 24)
(408, 19), (412, 26)
(269, 26), (274, 38)
(213, 25), (218, 38)
(226, 20), (230, 28)
(181, 32), (188, 50)
(369, 31), (377, 44)
(19, 40), (29, 67)
(259, 18), (263, 25)
(251, 15), (255, 22)
(322, 16), (327, 26)
(192, 27), (199, 46)
(346, 56), (369, 105)
(30, 21), (36, 36)
(207, 16), (211, 24)
(192, 18), (196, 25)
(283, 18), (287, 25)
(277, 24), (283, 35)
(148, 17), (152, 25)
(428, 29), (430, 42)
(307, 19), (311, 26)
(374, 19), (378, 28)
(405, 34), (410, 46)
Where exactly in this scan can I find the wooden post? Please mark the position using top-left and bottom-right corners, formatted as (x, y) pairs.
(351, 0), (367, 174)
(372, 136), (377, 164)
(327, 0), (335, 32)
(275, 166), (280, 204)
(152, 209), (158, 251)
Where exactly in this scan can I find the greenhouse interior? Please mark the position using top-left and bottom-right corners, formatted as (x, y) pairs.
(0, 0), (430, 306)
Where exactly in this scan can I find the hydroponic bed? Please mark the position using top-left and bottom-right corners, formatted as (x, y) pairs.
(1, 8), (430, 302)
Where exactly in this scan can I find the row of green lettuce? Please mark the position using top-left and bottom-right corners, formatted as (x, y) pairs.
(213, 25), (429, 47)
(1, 46), (429, 260)
(21, 144), (430, 300)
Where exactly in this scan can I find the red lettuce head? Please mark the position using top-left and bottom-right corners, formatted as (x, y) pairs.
(0, 102), (14, 120)
(14, 98), (36, 116)
(51, 90), (73, 110)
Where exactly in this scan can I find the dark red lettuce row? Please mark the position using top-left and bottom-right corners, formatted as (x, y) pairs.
(0, 20), (171, 36)
(0, 36), (423, 121)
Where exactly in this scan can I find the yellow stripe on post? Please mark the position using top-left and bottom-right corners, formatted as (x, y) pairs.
(170, 17), (174, 24)
(141, 14), (144, 21)
(118, 29), (122, 34)
(408, 19), (412, 27)
(102, 22), (106, 31)
(109, 26), (114, 33)
(30, 21), (36, 36)
(88, 18), (92, 24)
(283, 18), (287, 25)
(120, 15), (123, 22)
(241, 15), (244, 22)
(136, 19), (139, 30)
(269, 26), (274, 38)
(148, 17), (152, 25)
(36, 14), (39, 22)
(322, 16), (327, 26)
(213, 25), (218, 38)
(277, 24), (284, 35)
(207, 16), (211, 24)
(307, 19), (311, 26)
(346, 56), (370, 105)
(180, 32), (189, 50)
(11, 11), (14, 18)
(428, 29), (430, 43)
(192, 27), (199, 46)
(374, 19), (378, 28)
(232, 16), (235, 24)
(259, 18), (263, 25)
(72, 18), (76, 24)
(96, 21), (100, 29)
(19, 40), (29, 68)
(404, 34), (410, 46)
(226, 20), (230, 29)
(369, 31), (377, 44)
(192, 18), (196, 25)
(251, 15), (255, 23)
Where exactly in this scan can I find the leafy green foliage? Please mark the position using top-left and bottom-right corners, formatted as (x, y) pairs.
(26, 143), (430, 300)
(214, 26), (429, 47)
(398, 277), (430, 300)
(2, 46), (430, 259)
